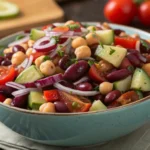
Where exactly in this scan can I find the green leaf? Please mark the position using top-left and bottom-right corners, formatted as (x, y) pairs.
(57, 50), (64, 57)
(94, 86), (99, 91)
(109, 48), (116, 55)
(88, 60), (95, 66)
(15, 35), (25, 41)
(67, 24), (80, 30)
(43, 56), (50, 62)
(140, 39), (149, 51)
(70, 58), (78, 64)
(52, 36), (60, 43)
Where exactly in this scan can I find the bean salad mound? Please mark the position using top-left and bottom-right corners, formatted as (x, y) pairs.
(1, 21), (150, 113)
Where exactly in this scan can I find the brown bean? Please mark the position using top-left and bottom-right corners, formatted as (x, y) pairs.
(104, 90), (121, 104)
(106, 69), (131, 82)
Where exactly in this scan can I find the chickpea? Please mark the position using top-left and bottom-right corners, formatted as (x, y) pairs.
(99, 82), (113, 95)
(20, 43), (28, 51)
(35, 55), (45, 68)
(98, 60), (113, 72)
(102, 22), (111, 29)
(72, 37), (87, 49)
(3, 98), (12, 105)
(40, 60), (56, 76)
(11, 51), (26, 65)
(64, 20), (75, 26)
(87, 26), (97, 32)
(39, 102), (56, 113)
(26, 48), (34, 56)
(28, 40), (35, 47)
(75, 45), (91, 59)
(3, 48), (12, 54)
(86, 32), (100, 46)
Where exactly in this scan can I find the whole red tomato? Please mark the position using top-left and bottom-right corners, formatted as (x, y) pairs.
(138, 1), (150, 26)
(104, 0), (137, 24)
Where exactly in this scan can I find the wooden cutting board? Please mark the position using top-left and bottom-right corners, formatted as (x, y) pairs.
(0, 0), (64, 38)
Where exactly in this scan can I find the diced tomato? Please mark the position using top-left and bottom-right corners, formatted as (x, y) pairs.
(0, 67), (16, 85)
(117, 91), (139, 105)
(58, 91), (91, 112)
(0, 94), (6, 102)
(44, 90), (59, 102)
(88, 64), (106, 83)
(31, 52), (48, 61)
(114, 36), (138, 49)
(53, 26), (69, 32)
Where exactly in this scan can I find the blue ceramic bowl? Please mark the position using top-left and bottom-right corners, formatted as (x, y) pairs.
(0, 23), (150, 147)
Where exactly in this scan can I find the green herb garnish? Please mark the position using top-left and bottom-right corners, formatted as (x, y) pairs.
(57, 50), (64, 57)
(91, 27), (96, 32)
(140, 39), (149, 51)
(88, 60), (95, 66)
(52, 36), (60, 43)
(68, 24), (80, 30)
(109, 48), (116, 55)
(70, 58), (78, 64)
(127, 66), (134, 72)
(15, 35), (25, 41)
(94, 86), (99, 91)
(99, 41), (104, 48)
(0, 45), (5, 56)
(43, 56), (50, 62)
(72, 102), (79, 108)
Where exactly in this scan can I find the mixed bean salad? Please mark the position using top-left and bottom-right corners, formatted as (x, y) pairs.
(1, 21), (150, 113)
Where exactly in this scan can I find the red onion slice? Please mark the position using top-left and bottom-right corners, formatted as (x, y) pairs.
(8, 35), (29, 47)
(17, 58), (29, 69)
(35, 73), (63, 88)
(45, 31), (63, 37)
(12, 88), (39, 97)
(54, 82), (99, 96)
(73, 76), (89, 85)
(24, 82), (36, 88)
(6, 82), (25, 90)
(25, 55), (33, 69)
(33, 37), (57, 52)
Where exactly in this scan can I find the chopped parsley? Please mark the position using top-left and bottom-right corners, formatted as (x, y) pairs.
(109, 48), (116, 55)
(57, 50), (64, 57)
(70, 58), (78, 64)
(15, 35), (25, 41)
(43, 56), (50, 62)
(94, 86), (99, 91)
(52, 36), (60, 43)
(140, 39), (149, 51)
(67, 24), (80, 30)
(88, 60), (95, 66)
(99, 41), (104, 48)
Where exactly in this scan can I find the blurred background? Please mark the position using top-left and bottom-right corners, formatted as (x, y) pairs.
(0, 0), (150, 38)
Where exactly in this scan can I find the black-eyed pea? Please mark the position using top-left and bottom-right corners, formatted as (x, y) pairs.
(75, 45), (91, 59)
(28, 40), (35, 47)
(39, 102), (56, 113)
(40, 60), (56, 76)
(3, 48), (12, 54)
(34, 55), (45, 68)
(64, 20), (75, 26)
(11, 51), (26, 65)
(3, 98), (12, 105)
(86, 32), (100, 46)
(20, 43), (28, 51)
(99, 82), (113, 95)
(72, 37), (87, 49)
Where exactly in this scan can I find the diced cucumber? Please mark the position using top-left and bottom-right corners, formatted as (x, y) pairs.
(15, 65), (44, 84)
(95, 30), (114, 45)
(131, 68), (150, 91)
(30, 29), (45, 41)
(114, 75), (132, 92)
(28, 91), (46, 110)
(0, 1), (19, 19)
(95, 45), (127, 67)
(89, 100), (107, 111)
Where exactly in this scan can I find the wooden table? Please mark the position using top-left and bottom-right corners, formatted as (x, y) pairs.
(57, 0), (150, 33)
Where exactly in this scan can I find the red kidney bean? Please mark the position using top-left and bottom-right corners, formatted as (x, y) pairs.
(127, 53), (141, 67)
(76, 82), (93, 91)
(58, 55), (70, 70)
(0, 56), (4, 64)
(12, 45), (26, 53)
(92, 94), (105, 102)
(104, 90), (121, 104)
(4, 52), (13, 59)
(64, 60), (89, 81)
(60, 80), (74, 89)
(54, 101), (69, 113)
(1, 59), (11, 66)
(106, 69), (131, 82)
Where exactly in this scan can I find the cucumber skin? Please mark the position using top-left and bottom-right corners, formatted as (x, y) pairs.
(89, 100), (107, 111)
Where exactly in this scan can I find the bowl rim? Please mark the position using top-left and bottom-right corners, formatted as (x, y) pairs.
(1, 22), (150, 116)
